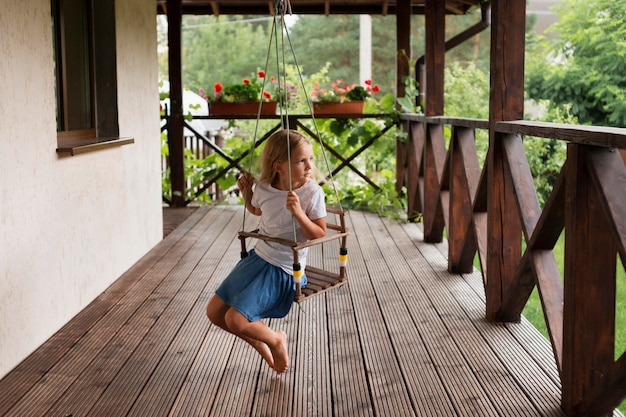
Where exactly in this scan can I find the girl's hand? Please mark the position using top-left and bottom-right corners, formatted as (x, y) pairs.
(238, 173), (261, 216)
(285, 191), (302, 216)
(237, 172), (254, 194)
(287, 190), (326, 239)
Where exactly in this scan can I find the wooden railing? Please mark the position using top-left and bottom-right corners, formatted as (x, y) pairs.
(397, 114), (626, 416)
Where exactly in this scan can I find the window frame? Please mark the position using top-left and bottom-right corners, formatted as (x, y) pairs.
(52, 0), (133, 155)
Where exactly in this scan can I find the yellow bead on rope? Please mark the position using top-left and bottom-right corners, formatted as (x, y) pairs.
(293, 263), (303, 284)
(339, 248), (348, 267)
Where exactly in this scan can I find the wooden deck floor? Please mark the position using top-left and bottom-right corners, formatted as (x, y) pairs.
(2, 205), (616, 417)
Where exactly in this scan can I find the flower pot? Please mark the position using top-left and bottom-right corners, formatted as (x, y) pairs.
(313, 101), (365, 116)
(209, 101), (277, 116)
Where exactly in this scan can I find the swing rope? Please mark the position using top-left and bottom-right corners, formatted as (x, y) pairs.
(241, 0), (343, 240)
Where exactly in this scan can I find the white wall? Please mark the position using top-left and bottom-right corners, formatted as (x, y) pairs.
(0, 0), (162, 378)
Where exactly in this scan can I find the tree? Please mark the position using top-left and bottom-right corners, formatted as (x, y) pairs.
(178, 16), (273, 93)
(287, 10), (490, 98)
(526, 0), (626, 127)
(288, 15), (361, 86)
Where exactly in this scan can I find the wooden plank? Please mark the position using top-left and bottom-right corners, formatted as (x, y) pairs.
(124, 209), (243, 416)
(167, 218), (246, 416)
(250, 314), (297, 416)
(73, 207), (239, 417)
(325, 214), (375, 416)
(1, 207), (223, 416)
(292, 295), (332, 417)
(367, 213), (499, 416)
(398, 220), (566, 416)
(348, 210), (434, 416)
(0, 206), (209, 414)
(163, 206), (198, 237)
(352, 211), (459, 416)
(3, 205), (613, 417)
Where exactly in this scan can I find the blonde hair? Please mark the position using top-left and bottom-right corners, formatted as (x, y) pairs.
(258, 129), (311, 185)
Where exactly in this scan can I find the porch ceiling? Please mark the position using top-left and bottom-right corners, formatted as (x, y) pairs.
(155, 0), (482, 16)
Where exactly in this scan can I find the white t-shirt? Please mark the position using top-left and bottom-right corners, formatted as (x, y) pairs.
(251, 180), (326, 274)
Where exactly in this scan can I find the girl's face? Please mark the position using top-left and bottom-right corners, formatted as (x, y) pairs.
(274, 143), (314, 189)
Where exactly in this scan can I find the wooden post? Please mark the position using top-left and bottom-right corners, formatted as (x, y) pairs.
(485, 0), (525, 321)
(424, 0), (445, 117)
(448, 126), (480, 273)
(167, 0), (186, 207)
(395, 0), (410, 202)
(562, 145), (617, 416)
(422, 0), (445, 241)
(406, 121), (425, 221)
(395, 0), (410, 101)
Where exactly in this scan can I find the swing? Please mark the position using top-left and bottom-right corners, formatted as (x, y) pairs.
(237, 0), (349, 303)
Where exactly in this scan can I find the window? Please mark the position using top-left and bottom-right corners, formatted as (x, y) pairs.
(52, 0), (130, 154)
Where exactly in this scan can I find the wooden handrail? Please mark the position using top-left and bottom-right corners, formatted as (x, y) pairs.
(496, 120), (626, 149)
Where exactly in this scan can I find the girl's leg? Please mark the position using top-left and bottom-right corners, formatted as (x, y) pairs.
(224, 307), (289, 374)
(206, 294), (275, 370)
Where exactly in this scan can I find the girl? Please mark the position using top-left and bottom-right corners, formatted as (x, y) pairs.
(206, 129), (327, 374)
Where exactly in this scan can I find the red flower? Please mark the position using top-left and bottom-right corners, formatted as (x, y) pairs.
(243, 78), (250, 85)
(258, 70), (266, 78)
(364, 79), (372, 86)
(213, 82), (223, 93)
(263, 91), (271, 99)
(372, 85), (380, 92)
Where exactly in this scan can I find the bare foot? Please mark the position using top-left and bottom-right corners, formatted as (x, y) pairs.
(251, 340), (275, 370)
(269, 331), (289, 374)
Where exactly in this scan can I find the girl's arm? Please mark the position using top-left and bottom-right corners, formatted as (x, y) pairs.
(286, 191), (326, 239)
(237, 173), (262, 216)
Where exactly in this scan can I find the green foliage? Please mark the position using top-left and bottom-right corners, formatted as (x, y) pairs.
(179, 16), (272, 96)
(161, 132), (244, 204)
(526, 0), (626, 127)
(346, 85), (370, 101)
(444, 62), (490, 119)
(395, 76), (421, 114)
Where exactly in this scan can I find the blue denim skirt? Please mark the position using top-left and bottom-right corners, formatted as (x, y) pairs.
(215, 250), (307, 321)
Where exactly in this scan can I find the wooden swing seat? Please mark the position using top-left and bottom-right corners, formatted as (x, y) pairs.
(238, 206), (349, 303)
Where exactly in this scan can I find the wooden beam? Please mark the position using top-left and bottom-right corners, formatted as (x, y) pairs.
(485, 0), (526, 321)
(167, 0), (186, 207)
(422, 122), (446, 242)
(406, 121), (425, 221)
(448, 126), (481, 273)
(562, 145), (617, 416)
(424, 0), (445, 116)
(396, 0), (411, 101)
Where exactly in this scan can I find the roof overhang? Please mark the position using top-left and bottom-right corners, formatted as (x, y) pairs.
(156, 0), (482, 16)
